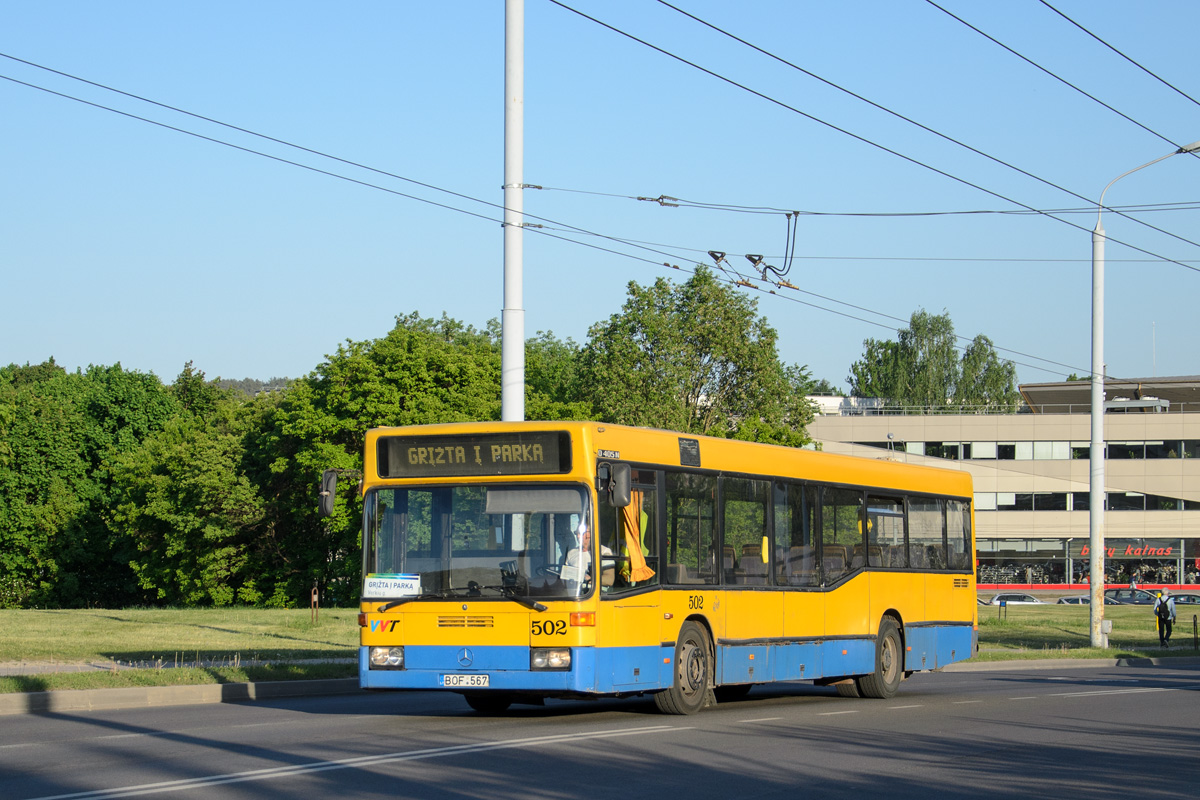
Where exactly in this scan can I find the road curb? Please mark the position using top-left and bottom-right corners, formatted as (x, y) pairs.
(943, 656), (1200, 672)
(0, 678), (363, 717)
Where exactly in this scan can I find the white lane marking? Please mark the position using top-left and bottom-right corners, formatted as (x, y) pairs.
(952, 700), (982, 704)
(1049, 687), (1172, 698)
(26, 725), (691, 800)
(817, 710), (860, 716)
(1010, 696), (1038, 700)
(888, 705), (922, 709)
(739, 717), (782, 723)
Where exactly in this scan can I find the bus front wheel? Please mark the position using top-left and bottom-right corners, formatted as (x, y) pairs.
(655, 621), (711, 715)
(855, 618), (903, 699)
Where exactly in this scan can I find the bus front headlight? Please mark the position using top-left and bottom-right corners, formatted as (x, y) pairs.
(530, 648), (571, 670)
(369, 646), (404, 669)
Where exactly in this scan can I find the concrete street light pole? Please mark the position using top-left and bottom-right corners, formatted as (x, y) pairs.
(1088, 140), (1200, 647)
(501, 0), (525, 422)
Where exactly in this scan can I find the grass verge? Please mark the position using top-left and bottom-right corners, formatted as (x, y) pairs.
(0, 607), (358, 664)
(975, 602), (1200, 659)
(0, 662), (357, 694)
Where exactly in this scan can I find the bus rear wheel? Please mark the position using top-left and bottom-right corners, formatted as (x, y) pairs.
(855, 618), (903, 699)
(655, 621), (711, 715)
(834, 680), (861, 698)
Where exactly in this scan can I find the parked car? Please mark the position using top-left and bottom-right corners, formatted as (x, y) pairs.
(1170, 592), (1200, 605)
(1056, 595), (1120, 605)
(990, 593), (1044, 605)
(1104, 588), (1158, 605)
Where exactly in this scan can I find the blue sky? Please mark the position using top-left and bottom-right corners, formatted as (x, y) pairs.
(2, 1), (1198, 392)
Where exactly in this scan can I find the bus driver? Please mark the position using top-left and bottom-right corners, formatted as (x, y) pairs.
(562, 521), (615, 593)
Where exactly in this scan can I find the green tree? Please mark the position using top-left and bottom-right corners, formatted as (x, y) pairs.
(804, 377), (845, 396)
(0, 360), (180, 607)
(848, 309), (1019, 411)
(0, 361), (90, 606)
(524, 330), (592, 421)
(579, 267), (813, 445)
(108, 365), (264, 606)
(242, 313), (504, 606)
(955, 334), (1018, 409)
(111, 410), (264, 606)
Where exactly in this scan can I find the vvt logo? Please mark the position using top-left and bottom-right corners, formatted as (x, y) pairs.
(369, 620), (398, 633)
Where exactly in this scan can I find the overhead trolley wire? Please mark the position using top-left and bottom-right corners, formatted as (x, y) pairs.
(0, 55), (1099, 381)
(537, 185), (1200, 218)
(0, 53), (721, 272)
(926, 0), (1200, 159)
(546, 1), (1200, 276)
(652, 0), (1200, 253)
(1038, 0), (1200, 111)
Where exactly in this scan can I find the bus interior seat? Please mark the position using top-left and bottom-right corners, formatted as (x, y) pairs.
(784, 546), (817, 585)
(822, 545), (848, 578)
(667, 563), (705, 585)
(739, 552), (768, 585)
(909, 546), (928, 569)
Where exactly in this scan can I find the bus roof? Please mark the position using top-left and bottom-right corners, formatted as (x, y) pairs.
(364, 421), (972, 499)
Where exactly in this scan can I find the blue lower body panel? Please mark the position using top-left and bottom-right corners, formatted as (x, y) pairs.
(359, 624), (974, 694)
(359, 646), (595, 693)
(904, 623), (975, 671)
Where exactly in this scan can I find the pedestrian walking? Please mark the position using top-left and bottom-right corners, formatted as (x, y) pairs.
(1154, 589), (1176, 648)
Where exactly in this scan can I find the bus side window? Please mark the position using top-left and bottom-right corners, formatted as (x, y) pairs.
(665, 471), (718, 586)
(774, 481), (818, 586)
(723, 477), (770, 586)
(865, 495), (904, 569)
(820, 486), (863, 584)
(908, 497), (944, 571)
(946, 499), (972, 569)
(600, 471), (660, 594)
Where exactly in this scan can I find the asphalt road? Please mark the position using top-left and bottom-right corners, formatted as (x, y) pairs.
(2, 664), (1197, 800)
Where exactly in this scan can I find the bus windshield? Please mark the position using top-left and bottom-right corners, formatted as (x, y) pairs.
(364, 484), (595, 601)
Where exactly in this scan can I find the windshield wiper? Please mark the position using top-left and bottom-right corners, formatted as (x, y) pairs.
(476, 583), (547, 612)
(377, 591), (446, 612)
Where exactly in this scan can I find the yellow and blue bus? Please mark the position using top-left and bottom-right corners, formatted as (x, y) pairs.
(322, 421), (977, 714)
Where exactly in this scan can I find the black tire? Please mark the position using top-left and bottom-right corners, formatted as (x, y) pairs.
(654, 621), (711, 715)
(463, 693), (513, 714)
(835, 680), (862, 698)
(856, 618), (903, 699)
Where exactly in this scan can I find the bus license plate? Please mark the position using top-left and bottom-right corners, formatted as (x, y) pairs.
(442, 674), (489, 688)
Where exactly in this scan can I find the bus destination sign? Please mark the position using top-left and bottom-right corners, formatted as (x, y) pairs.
(377, 431), (571, 478)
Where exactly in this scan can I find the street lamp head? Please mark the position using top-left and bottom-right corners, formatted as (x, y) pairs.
(1177, 139), (1200, 155)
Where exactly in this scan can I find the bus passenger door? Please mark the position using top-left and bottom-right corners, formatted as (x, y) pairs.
(820, 487), (872, 678)
(776, 481), (824, 682)
(604, 594), (662, 692)
(720, 477), (776, 685)
(598, 480), (665, 692)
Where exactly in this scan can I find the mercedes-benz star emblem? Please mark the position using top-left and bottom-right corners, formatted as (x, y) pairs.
(457, 648), (474, 667)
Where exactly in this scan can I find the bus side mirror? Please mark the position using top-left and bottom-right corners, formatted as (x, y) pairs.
(318, 469), (338, 517)
(609, 463), (631, 507)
